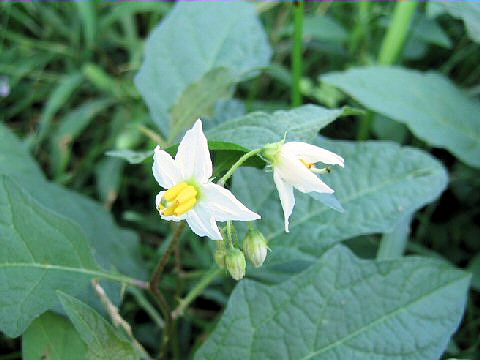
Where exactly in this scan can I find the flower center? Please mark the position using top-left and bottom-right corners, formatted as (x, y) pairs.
(158, 182), (198, 216)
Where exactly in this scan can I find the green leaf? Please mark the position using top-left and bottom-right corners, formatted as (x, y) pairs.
(322, 67), (480, 168)
(195, 246), (470, 360)
(58, 292), (139, 360)
(428, 1), (480, 44)
(232, 140), (448, 260)
(135, 1), (271, 134)
(50, 99), (112, 176)
(1, 122), (146, 281)
(0, 123), (45, 180)
(207, 105), (345, 150)
(37, 72), (83, 144)
(0, 175), (131, 338)
(22, 312), (87, 360)
(170, 67), (235, 141)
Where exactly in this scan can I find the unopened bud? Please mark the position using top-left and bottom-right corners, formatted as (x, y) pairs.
(243, 228), (268, 267)
(214, 240), (226, 269)
(225, 248), (246, 281)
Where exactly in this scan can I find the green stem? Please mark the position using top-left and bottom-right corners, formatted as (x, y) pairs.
(377, 212), (413, 260)
(217, 148), (262, 186)
(171, 266), (223, 320)
(359, 0), (418, 141)
(127, 287), (165, 329)
(349, 1), (371, 55)
(356, 111), (373, 141)
(378, 0), (419, 65)
(292, 0), (304, 107)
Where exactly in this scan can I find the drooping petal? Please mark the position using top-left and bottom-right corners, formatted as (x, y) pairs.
(277, 151), (334, 194)
(175, 119), (212, 183)
(155, 192), (188, 222)
(201, 183), (261, 222)
(186, 205), (222, 240)
(282, 142), (344, 167)
(153, 146), (183, 188)
(273, 170), (295, 232)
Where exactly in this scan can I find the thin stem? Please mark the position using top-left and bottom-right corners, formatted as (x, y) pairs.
(171, 266), (223, 320)
(92, 280), (151, 359)
(378, 0), (418, 65)
(217, 148), (262, 186)
(356, 110), (373, 141)
(127, 287), (165, 329)
(359, 0), (418, 141)
(149, 221), (186, 358)
(349, 1), (371, 55)
(291, 0), (304, 107)
(226, 221), (234, 249)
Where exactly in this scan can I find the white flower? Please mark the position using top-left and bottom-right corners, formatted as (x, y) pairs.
(153, 119), (260, 240)
(265, 141), (344, 232)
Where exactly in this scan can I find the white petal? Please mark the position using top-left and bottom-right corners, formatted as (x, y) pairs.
(201, 183), (261, 222)
(282, 142), (344, 167)
(175, 119), (212, 182)
(273, 170), (295, 232)
(277, 151), (334, 194)
(186, 206), (222, 240)
(153, 146), (183, 188)
(155, 192), (188, 221)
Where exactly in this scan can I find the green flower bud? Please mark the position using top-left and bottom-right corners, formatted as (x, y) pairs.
(225, 248), (246, 281)
(243, 228), (268, 268)
(214, 240), (226, 269)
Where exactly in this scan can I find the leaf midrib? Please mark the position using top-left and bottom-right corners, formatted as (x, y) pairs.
(299, 274), (468, 359)
(0, 262), (135, 285)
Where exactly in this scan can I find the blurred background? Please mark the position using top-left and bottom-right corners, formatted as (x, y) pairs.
(1, 1), (479, 359)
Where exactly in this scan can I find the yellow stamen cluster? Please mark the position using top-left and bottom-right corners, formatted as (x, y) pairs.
(300, 159), (316, 169)
(300, 159), (331, 174)
(158, 182), (198, 216)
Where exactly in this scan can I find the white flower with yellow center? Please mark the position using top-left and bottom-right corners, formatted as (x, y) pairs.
(153, 119), (260, 240)
(264, 141), (344, 232)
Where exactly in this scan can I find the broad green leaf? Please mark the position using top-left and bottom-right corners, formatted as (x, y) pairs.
(0, 123), (45, 180)
(233, 140), (448, 260)
(170, 67), (235, 141)
(58, 292), (139, 360)
(22, 312), (87, 360)
(135, 1), (271, 134)
(322, 67), (480, 167)
(196, 246), (470, 360)
(0, 176), (134, 338)
(428, 1), (480, 44)
(207, 105), (345, 150)
(0, 124), (146, 280)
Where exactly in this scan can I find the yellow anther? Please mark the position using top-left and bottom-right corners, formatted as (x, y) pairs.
(174, 197), (197, 215)
(300, 159), (315, 169)
(176, 185), (197, 203)
(164, 182), (188, 202)
(163, 203), (178, 216)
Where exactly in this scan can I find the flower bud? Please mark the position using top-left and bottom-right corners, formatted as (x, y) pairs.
(214, 240), (226, 269)
(243, 228), (268, 268)
(225, 248), (246, 281)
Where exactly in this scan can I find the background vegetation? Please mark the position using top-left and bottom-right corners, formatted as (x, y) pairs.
(0, 1), (479, 359)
